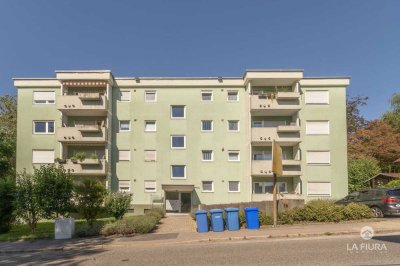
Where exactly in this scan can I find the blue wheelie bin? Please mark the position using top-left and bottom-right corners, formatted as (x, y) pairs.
(225, 208), (240, 231)
(194, 210), (209, 233)
(209, 209), (224, 232)
(244, 207), (259, 230)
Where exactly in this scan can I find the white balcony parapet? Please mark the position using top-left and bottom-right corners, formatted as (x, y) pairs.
(57, 127), (107, 143)
(61, 159), (107, 176)
(252, 127), (301, 145)
(252, 160), (301, 176)
(57, 95), (107, 116)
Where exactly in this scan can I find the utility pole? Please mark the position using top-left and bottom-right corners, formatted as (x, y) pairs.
(272, 140), (283, 227)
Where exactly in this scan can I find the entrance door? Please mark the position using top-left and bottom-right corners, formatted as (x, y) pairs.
(165, 192), (192, 213)
(180, 192), (192, 213)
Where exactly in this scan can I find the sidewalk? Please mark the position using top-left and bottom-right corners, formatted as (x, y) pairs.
(1, 218), (399, 253)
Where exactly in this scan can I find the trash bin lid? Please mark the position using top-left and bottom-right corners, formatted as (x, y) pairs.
(225, 208), (239, 212)
(209, 209), (223, 213)
(194, 210), (207, 215)
(244, 207), (259, 211)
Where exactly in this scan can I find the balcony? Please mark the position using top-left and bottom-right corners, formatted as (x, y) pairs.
(251, 193), (304, 202)
(62, 159), (107, 176)
(57, 95), (107, 116)
(252, 127), (301, 145)
(251, 94), (300, 116)
(251, 160), (301, 176)
(57, 126), (107, 144)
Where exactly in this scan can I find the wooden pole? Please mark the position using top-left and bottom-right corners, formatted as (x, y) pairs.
(272, 173), (278, 227)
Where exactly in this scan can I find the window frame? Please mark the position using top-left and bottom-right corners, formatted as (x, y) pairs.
(306, 120), (330, 135)
(305, 90), (329, 105)
(201, 91), (213, 102)
(144, 90), (157, 102)
(306, 150), (331, 165)
(119, 120), (131, 132)
(228, 151), (240, 162)
(171, 165), (186, 179)
(144, 180), (157, 193)
(144, 150), (157, 162)
(227, 90), (239, 102)
(144, 120), (157, 132)
(307, 182), (332, 197)
(170, 105), (186, 119)
(118, 150), (131, 161)
(120, 90), (131, 102)
(33, 91), (55, 105)
(201, 150), (214, 162)
(227, 120), (240, 132)
(228, 181), (240, 193)
(253, 181), (287, 194)
(170, 135), (186, 149)
(118, 180), (131, 193)
(201, 120), (213, 132)
(33, 121), (55, 134)
(32, 150), (55, 164)
(202, 181), (214, 193)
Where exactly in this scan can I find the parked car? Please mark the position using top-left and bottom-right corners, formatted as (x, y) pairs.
(336, 188), (400, 217)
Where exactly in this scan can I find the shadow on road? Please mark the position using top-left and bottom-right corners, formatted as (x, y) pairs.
(373, 234), (400, 244)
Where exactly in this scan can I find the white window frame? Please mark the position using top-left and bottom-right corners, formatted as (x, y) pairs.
(120, 90), (131, 102)
(228, 151), (240, 162)
(118, 150), (131, 161)
(145, 90), (157, 102)
(144, 120), (157, 132)
(202, 150), (214, 161)
(227, 90), (239, 102)
(33, 91), (55, 105)
(307, 182), (332, 197)
(227, 120), (240, 132)
(144, 150), (157, 162)
(119, 120), (131, 132)
(305, 90), (329, 105)
(201, 120), (213, 132)
(171, 165), (186, 179)
(33, 121), (55, 134)
(118, 180), (131, 193)
(171, 135), (186, 149)
(306, 121), (330, 135)
(144, 180), (157, 193)
(306, 151), (331, 165)
(253, 182), (287, 194)
(32, 150), (54, 164)
(170, 105), (186, 119)
(202, 181), (214, 193)
(228, 181), (240, 193)
(201, 91), (213, 102)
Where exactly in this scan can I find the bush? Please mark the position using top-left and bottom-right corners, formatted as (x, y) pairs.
(258, 211), (273, 225)
(343, 203), (373, 220)
(0, 177), (15, 233)
(383, 180), (400, 188)
(105, 192), (132, 220)
(148, 208), (165, 222)
(75, 222), (104, 237)
(100, 215), (158, 236)
(34, 164), (74, 219)
(239, 210), (246, 227)
(74, 179), (107, 226)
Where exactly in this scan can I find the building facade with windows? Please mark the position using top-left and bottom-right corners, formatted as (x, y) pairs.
(14, 70), (349, 213)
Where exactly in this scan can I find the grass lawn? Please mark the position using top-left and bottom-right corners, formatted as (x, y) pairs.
(0, 218), (113, 241)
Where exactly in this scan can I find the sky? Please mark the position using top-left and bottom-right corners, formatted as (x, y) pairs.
(0, 0), (399, 119)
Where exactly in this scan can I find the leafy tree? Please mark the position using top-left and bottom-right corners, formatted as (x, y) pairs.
(105, 192), (132, 220)
(347, 96), (368, 134)
(383, 180), (400, 188)
(0, 131), (16, 180)
(0, 95), (17, 180)
(35, 164), (74, 219)
(0, 177), (15, 233)
(348, 120), (400, 171)
(348, 156), (381, 193)
(14, 171), (43, 232)
(382, 93), (400, 131)
(74, 179), (107, 226)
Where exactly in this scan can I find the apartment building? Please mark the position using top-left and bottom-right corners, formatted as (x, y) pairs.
(14, 70), (349, 214)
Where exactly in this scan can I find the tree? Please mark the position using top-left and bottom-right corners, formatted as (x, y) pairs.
(0, 177), (15, 233)
(14, 171), (43, 232)
(35, 164), (74, 219)
(382, 93), (400, 131)
(0, 95), (17, 180)
(105, 192), (132, 220)
(0, 131), (16, 179)
(348, 156), (381, 193)
(383, 180), (400, 188)
(74, 179), (107, 226)
(348, 120), (400, 171)
(347, 96), (368, 134)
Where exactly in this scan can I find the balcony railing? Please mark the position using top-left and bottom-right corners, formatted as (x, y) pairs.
(57, 95), (107, 116)
(251, 160), (301, 176)
(62, 159), (107, 176)
(56, 126), (107, 143)
(251, 127), (301, 145)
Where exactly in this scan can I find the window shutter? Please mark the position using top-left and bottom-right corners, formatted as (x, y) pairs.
(33, 91), (55, 101)
(118, 180), (130, 192)
(144, 150), (156, 161)
(120, 91), (131, 101)
(119, 150), (131, 161)
(306, 151), (330, 164)
(32, 150), (54, 163)
(306, 121), (330, 135)
(305, 91), (329, 104)
(144, 181), (156, 191)
(307, 182), (331, 196)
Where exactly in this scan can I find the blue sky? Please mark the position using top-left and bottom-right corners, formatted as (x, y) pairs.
(0, 0), (399, 119)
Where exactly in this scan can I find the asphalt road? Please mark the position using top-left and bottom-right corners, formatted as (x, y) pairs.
(1, 234), (399, 266)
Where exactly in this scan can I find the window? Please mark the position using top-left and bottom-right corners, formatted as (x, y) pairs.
(144, 150), (156, 162)
(119, 150), (131, 161)
(202, 150), (213, 161)
(118, 180), (131, 192)
(33, 121), (55, 134)
(171, 165), (186, 179)
(307, 182), (331, 196)
(252, 121), (263, 128)
(306, 121), (330, 135)
(201, 91), (213, 101)
(228, 120), (239, 131)
(306, 151), (330, 165)
(120, 91), (131, 102)
(32, 150), (54, 164)
(119, 120), (131, 132)
(305, 91), (329, 104)
(253, 182), (287, 194)
(145, 91), (157, 102)
(228, 181), (240, 192)
(227, 91), (239, 101)
(144, 121), (156, 132)
(33, 91), (55, 104)
(171, 105), (185, 118)
(201, 120), (213, 131)
(144, 181), (156, 193)
(228, 151), (240, 161)
(202, 181), (214, 192)
(171, 135), (186, 149)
